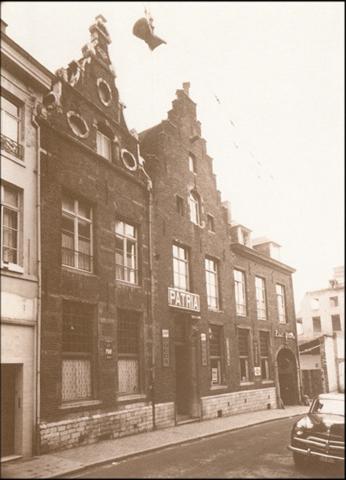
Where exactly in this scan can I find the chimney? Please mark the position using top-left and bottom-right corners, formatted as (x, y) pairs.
(183, 82), (190, 97)
(1, 19), (8, 34)
(222, 201), (232, 224)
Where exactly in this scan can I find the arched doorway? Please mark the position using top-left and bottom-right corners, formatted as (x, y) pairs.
(277, 348), (299, 405)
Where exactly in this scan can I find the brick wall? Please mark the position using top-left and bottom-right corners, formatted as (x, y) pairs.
(40, 403), (153, 453)
(154, 402), (175, 429)
(201, 387), (277, 420)
(40, 401), (175, 453)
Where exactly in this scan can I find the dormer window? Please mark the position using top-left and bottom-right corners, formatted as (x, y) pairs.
(239, 228), (251, 247)
(189, 191), (201, 225)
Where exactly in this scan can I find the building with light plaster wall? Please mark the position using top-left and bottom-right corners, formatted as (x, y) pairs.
(297, 267), (344, 397)
(1, 19), (52, 459)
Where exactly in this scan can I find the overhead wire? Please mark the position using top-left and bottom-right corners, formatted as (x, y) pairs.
(135, 4), (276, 184)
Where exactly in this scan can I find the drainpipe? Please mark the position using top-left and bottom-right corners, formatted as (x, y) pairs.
(32, 111), (42, 456)
(290, 275), (303, 404)
(137, 142), (156, 430)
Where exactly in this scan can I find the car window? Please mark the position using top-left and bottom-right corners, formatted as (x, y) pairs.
(311, 398), (344, 415)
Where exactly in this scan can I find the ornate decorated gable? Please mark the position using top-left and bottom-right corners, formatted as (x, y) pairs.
(38, 15), (142, 179)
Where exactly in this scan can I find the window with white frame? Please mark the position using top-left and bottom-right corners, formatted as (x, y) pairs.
(117, 310), (140, 394)
(330, 296), (338, 308)
(276, 284), (287, 323)
(189, 191), (201, 225)
(205, 257), (220, 310)
(62, 195), (93, 272)
(172, 244), (189, 291)
(62, 301), (93, 402)
(238, 329), (250, 382)
(255, 276), (267, 320)
(1, 95), (23, 159)
(115, 221), (138, 284)
(1, 183), (21, 267)
(209, 325), (224, 385)
(234, 269), (247, 316)
(96, 130), (112, 161)
(259, 331), (270, 380)
(311, 297), (320, 310)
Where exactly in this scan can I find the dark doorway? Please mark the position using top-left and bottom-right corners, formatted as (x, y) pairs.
(175, 344), (190, 415)
(174, 319), (192, 418)
(1, 365), (16, 457)
(277, 348), (299, 405)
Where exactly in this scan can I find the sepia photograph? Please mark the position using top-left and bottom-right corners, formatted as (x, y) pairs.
(0, 1), (344, 478)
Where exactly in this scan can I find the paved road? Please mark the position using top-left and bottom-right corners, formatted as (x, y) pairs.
(69, 417), (344, 479)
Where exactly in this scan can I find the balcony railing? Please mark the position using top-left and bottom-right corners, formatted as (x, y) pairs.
(0, 133), (24, 160)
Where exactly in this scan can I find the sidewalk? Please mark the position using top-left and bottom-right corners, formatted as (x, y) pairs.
(1, 405), (307, 479)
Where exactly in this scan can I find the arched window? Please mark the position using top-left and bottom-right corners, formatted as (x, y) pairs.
(189, 191), (201, 225)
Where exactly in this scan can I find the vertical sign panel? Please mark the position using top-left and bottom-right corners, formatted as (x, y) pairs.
(162, 329), (170, 367)
(254, 340), (259, 366)
(201, 333), (207, 366)
(226, 337), (231, 366)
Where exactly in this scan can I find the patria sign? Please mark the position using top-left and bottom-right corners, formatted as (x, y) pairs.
(168, 287), (200, 312)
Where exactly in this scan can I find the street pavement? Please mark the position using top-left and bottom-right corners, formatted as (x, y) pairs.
(69, 417), (344, 479)
(1, 405), (308, 479)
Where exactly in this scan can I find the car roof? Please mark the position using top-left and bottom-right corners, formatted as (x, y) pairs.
(318, 393), (344, 401)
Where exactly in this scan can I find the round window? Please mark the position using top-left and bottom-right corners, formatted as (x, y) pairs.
(66, 111), (89, 138)
(97, 78), (112, 106)
(121, 149), (137, 171)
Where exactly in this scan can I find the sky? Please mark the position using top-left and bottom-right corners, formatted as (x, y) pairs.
(2, 1), (344, 307)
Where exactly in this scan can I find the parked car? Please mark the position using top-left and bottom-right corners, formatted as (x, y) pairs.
(288, 392), (344, 468)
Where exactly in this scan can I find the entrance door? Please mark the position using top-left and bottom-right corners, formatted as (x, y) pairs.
(175, 344), (190, 415)
(277, 348), (299, 405)
(1, 365), (16, 457)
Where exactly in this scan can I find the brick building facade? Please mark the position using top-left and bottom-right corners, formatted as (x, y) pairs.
(37, 17), (156, 453)
(2, 15), (301, 456)
(140, 84), (301, 426)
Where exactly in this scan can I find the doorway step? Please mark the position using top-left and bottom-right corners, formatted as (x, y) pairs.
(176, 414), (200, 425)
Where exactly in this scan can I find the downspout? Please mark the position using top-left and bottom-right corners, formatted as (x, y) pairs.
(137, 142), (156, 430)
(290, 275), (303, 404)
(32, 111), (42, 455)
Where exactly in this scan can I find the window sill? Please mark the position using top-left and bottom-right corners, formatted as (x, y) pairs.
(59, 399), (102, 410)
(116, 280), (140, 288)
(261, 380), (274, 384)
(1, 148), (25, 166)
(240, 381), (255, 386)
(62, 266), (97, 277)
(210, 385), (228, 391)
(1, 262), (24, 274)
(117, 394), (147, 402)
